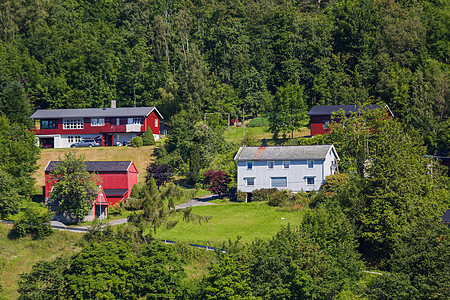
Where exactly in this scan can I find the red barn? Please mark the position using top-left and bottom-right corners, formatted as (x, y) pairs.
(30, 104), (163, 148)
(45, 161), (138, 206)
(307, 105), (393, 136)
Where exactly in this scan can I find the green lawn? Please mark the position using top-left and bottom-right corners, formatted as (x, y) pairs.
(223, 125), (310, 142)
(153, 201), (305, 247)
(0, 224), (83, 300)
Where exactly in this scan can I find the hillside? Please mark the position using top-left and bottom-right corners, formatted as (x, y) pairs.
(0, 224), (83, 299)
(33, 146), (156, 189)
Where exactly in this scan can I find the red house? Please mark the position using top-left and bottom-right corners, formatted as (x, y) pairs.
(30, 103), (163, 148)
(307, 105), (393, 136)
(45, 161), (139, 206)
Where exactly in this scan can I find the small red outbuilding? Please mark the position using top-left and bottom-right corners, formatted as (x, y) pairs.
(45, 161), (138, 206)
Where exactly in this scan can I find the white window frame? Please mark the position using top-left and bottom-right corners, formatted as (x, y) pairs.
(307, 160), (314, 169)
(133, 118), (141, 125)
(283, 161), (290, 169)
(306, 177), (315, 185)
(116, 118), (120, 125)
(267, 161), (274, 169)
(271, 177), (287, 188)
(245, 177), (255, 186)
(155, 119), (158, 127)
(91, 118), (105, 127)
(247, 162), (253, 170)
(63, 118), (83, 129)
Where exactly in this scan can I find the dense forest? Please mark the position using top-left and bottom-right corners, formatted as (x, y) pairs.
(1, 0), (449, 298)
(0, 0), (449, 151)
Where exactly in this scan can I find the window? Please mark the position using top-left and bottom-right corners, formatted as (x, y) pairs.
(245, 177), (255, 186)
(63, 118), (83, 129)
(283, 161), (290, 169)
(307, 160), (314, 168)
(41, 119), (58, 129)
(267, 161), (274, 169)
(91, 118), (105, 126)
(271, 177), (287, 188)
(133, 118), (141, 125)
(68, 136), (81, 143)
(155, 119), (158, 127)
(116, 118), (120, 125)
(306, 177), (315, 185)
(247, 162), (253, 170)
(323, 121), (330, 129)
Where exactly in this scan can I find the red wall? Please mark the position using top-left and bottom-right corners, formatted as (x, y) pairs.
(45, 162), (139, 206)
(144, 111), (160, 135)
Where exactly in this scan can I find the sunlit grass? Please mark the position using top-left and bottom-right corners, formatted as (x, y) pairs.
(153, 201), (304, 247)
(0, 224), (83, 300)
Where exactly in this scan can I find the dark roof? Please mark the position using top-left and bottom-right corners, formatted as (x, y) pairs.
(104, 189), (128, 196)
(30, 107), (163, 119)
(307, 105), (382, 116)
(442, 209), (450, 224)
(234, 145), (339, 161)
(45, 161), (133, 172)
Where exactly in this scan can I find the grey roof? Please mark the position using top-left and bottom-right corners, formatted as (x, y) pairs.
(307, 105), (381, 116)
(442, 209), (450, 224)
(234, 145), (339, 161)
(45, 161), (133, 172)
(31, 107), (163, 119)
(104, 189), (128, 196)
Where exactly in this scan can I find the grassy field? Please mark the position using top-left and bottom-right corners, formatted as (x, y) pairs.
(223, 125), (310, 142)
(33, 145), (156, 189)
(153, 201), (304, 247)
(0, 224), (83, 300)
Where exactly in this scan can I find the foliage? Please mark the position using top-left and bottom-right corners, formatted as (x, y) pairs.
(129, 184), (140, 199)
(130, 136), (143, 147)
(235, 190), (248, 203)
(203, 170), (231, 197)
(201, 257), (257, 300)
(0, 81), (32, 128)
(48, 152), (99, 223)
(18, 256), (68, 300)
(0, 116), (40, 197)
(13, 206), (53, 240)
(145, 163), (174, 189)
(0, 168), (23, 219)
(269, 81), (308, 138)
(247, 116), (269, 128)
(141, 127), (155, 146)
(251, 188), (279, 202)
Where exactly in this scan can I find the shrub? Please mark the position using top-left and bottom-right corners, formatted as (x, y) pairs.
(236, 190), (247, 202)
(251, 188), (279, 202)
(125, 197), (143, 211)
(13, 207), (53, 240)
(130, 136), (143, 147)
(203, 170), (231, 197)
(130, 184), (140, 198)
(108, 202), (124, 215)
(142, 127), (155, 146)
(267, 190), (290, 207)
(247, 116), (270, 127)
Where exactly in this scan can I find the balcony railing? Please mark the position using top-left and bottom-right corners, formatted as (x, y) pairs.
(126, 124), (142, 132)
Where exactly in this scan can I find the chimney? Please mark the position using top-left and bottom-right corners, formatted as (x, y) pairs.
(111, 100), (116, 108)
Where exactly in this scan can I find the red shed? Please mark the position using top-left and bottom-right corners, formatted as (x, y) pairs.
(45, 161), (138, 206)
(307, 105), (393, 136)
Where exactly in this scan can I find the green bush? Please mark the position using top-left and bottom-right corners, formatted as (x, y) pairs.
(251, 188), (279, 202)
(13, 207), (53, 240)
(130, 136), (143, 147)
(125, 197), (143, 211)
(142, 127), (155, 146)
(130, 184), (140, 198)
(267, 190), (290, 207)
(108, 202), (124, 215)
(236, 190), (247, 202)
(247, 116), (270, 127)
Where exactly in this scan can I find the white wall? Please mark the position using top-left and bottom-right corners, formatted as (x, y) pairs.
(237, 152), (338, 193)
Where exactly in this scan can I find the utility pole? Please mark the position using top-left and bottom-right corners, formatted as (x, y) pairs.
(227, 113), (230, 131)
(242, 108), (245, 143)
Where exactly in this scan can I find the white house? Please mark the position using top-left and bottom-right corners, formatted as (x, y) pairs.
(234, 144), (339, 193)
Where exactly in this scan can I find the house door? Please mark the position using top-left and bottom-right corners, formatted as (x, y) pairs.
(105, 134), (113, 147)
